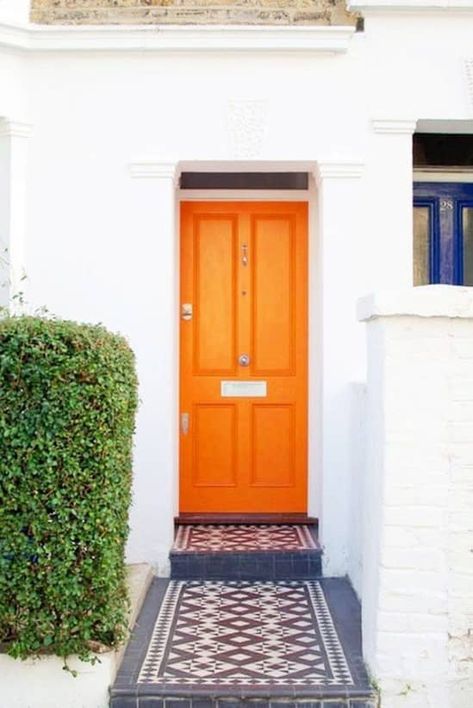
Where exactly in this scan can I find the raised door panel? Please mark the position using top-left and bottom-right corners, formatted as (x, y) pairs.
(250, 404), (295, 487)
(193, 404), (237, 487)
(193, 215), (237, 375)
(251, 215), (295, 375)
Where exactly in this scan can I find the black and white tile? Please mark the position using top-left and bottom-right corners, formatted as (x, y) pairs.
(172, 525), (318, 554)
(138, 580), (353, 688)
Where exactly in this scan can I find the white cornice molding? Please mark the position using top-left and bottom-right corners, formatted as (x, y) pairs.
(0, 119), (33, 138)
(349, 0), (473, 10)
(315, 160), (364, 181)
(372, 119), (417, 134)
(0, 20), (25, 48)
(466, 59), (473, 111)
(0, 22), (356, 54)
(130, 160), (179, 185)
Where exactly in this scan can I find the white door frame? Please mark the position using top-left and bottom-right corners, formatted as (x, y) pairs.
(129, 157), (364, 576)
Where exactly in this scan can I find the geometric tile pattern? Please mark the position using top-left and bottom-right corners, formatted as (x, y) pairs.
(173, 525), (318, 553)
(138, 580), (353, 687)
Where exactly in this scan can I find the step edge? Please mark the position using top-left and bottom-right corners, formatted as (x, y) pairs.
(110, 686), (377, 700)
(169, 547), (322, 557)
(175, 515), (319, 526)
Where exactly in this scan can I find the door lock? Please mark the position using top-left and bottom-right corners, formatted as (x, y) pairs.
(181, 304), (193, 321)
(238, 354), (250, 367)
(181, 413), (190, 435)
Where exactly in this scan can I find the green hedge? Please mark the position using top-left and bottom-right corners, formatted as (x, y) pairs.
(0, 317), (138, 661)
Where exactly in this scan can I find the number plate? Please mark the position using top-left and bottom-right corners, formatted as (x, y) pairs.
(221, 381), (267, 397)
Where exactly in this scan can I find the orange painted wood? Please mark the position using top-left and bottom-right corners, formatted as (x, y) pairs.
(180, 202), (308, 513)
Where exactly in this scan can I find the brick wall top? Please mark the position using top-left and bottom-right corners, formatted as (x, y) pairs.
(358, 285), (473, 322)
(30, 0), (358, 26)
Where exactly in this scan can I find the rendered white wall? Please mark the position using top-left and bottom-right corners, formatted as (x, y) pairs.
(359, 286), (473, 708)
(0, 120), (31, 310)
(346, 381), (367, 597)
(0, 0), (30, 25)
(315, 163), (366, 577)
(21, 48), (370, 574)
(0, 8), (471, 579)
(0, 653), (115, 708)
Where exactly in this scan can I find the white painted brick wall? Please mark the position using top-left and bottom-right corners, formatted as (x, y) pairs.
(359, 286), (473, 708)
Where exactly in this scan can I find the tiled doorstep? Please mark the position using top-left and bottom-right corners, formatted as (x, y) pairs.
(170, 525), (322, 581)
(110, 579), (377, 707)
(172, 525), (319, 553)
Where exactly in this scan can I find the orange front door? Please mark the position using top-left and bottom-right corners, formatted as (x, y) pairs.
(179, 201), (308, 513)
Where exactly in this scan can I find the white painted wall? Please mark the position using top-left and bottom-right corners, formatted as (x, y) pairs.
(0, 0), (30, 25)
(0, 6), (471, 581)
(347, 381), (367, 597)
(0, 120), (32, 310)
(19, 46), (372, 575)
(359, 286), (473, 708)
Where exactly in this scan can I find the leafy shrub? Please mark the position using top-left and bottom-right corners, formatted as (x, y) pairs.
(0, 317), (138, 661)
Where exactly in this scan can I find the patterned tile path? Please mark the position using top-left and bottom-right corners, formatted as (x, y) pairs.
(138, 580), (352, 688)
(111, 578), (376, 706)
(172, 525), (318, 553)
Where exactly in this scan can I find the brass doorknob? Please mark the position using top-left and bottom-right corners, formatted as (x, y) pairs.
(238, 354), (250, 367)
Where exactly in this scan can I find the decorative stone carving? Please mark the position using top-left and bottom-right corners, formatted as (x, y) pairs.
(226, 99), (268, 159)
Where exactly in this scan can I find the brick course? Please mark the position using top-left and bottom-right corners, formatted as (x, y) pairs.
(30, 0), (358, 26)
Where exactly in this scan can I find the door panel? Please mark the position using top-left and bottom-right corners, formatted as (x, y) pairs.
(413, 205), (431, 286)
(252, 215), (295, 375)
(250, 404), (295, 487)
(193, 405), (237, 487)
(462, 207), (473, 286)
(180, 201), (308, 513)
(193, 216), (238, 374)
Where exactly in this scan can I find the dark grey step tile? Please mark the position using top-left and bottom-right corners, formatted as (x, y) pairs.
(270, 703), (320, 708)
(110, 698), (138, 708)
(219, 702), (269, 708)
(170, 545), (323, 581)
(292, 558), (310, 577)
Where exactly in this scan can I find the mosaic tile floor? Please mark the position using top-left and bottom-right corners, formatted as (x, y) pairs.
(173, 524), (318, 553)
(138, 580), (353, 688)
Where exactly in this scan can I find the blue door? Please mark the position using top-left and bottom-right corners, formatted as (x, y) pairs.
(414, 182), (473, 285)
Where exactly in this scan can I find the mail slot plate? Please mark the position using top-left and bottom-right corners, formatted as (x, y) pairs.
(221, 381), (267, 397)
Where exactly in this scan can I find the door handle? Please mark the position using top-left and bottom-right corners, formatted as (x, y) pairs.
(238, 354), (250, 367)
